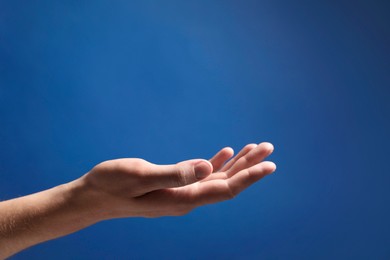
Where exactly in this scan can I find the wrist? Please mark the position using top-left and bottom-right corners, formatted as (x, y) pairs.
(63, 175), (110, 224)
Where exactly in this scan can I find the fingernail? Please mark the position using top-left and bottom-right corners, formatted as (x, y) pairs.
(195, 161), (212, 180)
(267, 162), (277, 174)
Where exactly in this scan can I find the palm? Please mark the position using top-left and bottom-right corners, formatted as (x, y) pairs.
(137, 143), (275, 215)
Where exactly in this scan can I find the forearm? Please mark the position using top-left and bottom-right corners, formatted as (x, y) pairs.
(0, 177), (100, 259)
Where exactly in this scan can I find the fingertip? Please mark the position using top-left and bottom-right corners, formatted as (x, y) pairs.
(263, 161), (277, 174)
(259, 142), (274, 153)
(195, 160), (213, 180)
(223, 147), (234, 157)
(245, 143), (258, 150)
(204, 159), (213, 170)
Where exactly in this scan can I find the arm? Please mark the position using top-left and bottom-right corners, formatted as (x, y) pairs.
(0, 142), (276, 258)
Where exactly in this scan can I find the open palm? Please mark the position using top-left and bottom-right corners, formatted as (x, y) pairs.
(106, 142), (277, 218)
(0, 142), (276, 258)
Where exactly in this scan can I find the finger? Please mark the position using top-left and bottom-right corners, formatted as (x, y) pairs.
(226, 142), (274, 177)
(209, 147), (234, 173)
(190, 179), (235, 205)
(227, 161), (276, 196)
(202, 144), (255, 182)
(146, 159), (213, 190)
(220, 143), (257, 172)
(189, 161), (276, 205)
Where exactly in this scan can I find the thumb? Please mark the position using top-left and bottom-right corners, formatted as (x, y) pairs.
(147, 159), (213, 190)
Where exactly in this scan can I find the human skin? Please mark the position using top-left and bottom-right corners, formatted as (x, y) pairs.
(0, 142), (276, 258)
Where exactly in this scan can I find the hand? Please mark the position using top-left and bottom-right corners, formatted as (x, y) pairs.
(0, 142), (276, 258)
(78, 142), (276, 219)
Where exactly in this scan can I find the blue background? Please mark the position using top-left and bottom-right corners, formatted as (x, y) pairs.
(1, 0), (389, 259)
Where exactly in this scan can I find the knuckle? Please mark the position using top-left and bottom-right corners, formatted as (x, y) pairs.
(224, 183), (237, 200)
(174, 166), (188, 187)
(128, 158), (147, 171)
